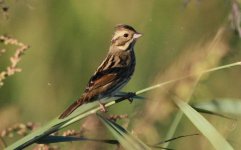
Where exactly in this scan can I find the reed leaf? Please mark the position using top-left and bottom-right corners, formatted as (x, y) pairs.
(97, 113), (151, 150)
(172, 97), (234, 150)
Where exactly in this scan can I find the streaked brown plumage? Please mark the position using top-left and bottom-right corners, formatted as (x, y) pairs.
(59, 24), (142, 119)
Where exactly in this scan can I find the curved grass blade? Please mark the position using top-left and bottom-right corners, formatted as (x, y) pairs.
(192, 106), (234, 120)
(192, 99), (241, 116)
(153, 133), (199, 146)
(6, 96), (142, 150)
(37, 135), (118, 145)
(97, 113), (151, 150)
(172, 97), (234, 150)
(150, 133), (198, 150)
(6, 101), (100, 150)
(162, 111), (183, 148)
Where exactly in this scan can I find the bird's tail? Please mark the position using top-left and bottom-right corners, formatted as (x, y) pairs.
(59, 98), (85, 119)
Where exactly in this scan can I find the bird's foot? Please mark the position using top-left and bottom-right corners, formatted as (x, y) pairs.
(99, 102), (108, 112)
(126, 92), (136, 103)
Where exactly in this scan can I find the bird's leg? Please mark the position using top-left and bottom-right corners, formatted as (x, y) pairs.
(99, 102), (108, 112)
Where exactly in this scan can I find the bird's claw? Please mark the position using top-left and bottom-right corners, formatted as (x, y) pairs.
(126, 92), (136, 103)
(128, 97), (133, 103)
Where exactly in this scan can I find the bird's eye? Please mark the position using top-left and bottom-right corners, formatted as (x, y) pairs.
(123, 33), (129, 37)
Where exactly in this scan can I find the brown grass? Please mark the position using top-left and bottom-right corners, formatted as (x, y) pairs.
(0, 35), (29, 87)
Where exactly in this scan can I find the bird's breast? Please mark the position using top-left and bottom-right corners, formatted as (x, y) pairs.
(116, 50), (135, 66)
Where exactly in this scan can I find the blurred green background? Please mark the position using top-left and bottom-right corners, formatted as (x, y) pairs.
(1, 0), (241, 149)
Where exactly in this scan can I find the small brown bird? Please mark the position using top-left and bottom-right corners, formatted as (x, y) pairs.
(59, 24), (142, 119)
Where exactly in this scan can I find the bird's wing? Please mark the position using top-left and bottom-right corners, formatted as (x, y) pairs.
(83, 66), (128, 101)
(82, 50), (135, 101)
(58, 67), (126, 119)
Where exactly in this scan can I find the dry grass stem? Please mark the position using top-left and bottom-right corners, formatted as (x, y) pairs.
(0, 35), (29, 87)
(0, 122), (38, 139)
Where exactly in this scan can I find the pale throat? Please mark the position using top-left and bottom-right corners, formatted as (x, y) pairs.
(117, 39), (135, 51)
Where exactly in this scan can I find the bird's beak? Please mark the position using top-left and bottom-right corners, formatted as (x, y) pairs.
(133, 33), (142, 39)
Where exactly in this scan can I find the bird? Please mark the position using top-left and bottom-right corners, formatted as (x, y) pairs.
(59, 24), (142, 119)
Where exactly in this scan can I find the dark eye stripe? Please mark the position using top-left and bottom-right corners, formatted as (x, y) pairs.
(111, 31), (134, 47)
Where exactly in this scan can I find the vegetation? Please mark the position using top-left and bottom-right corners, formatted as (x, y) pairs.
(1, 0), (241, 149)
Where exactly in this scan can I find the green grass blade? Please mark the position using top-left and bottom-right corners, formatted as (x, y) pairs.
(6, 97), (141, 150)
(37, 135), (118, 145)
(162, 111), (183, 148)
(192, 99), (241, 116)
(6, 101), (100, 150)
(172, 97), (234, 150)
(97, 113), (151, 150)
(192, 106), (234, 120)
(153, 133), (199, 146)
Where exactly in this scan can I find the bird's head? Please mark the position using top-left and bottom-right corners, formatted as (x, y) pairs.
(110, 24), (142, 51)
